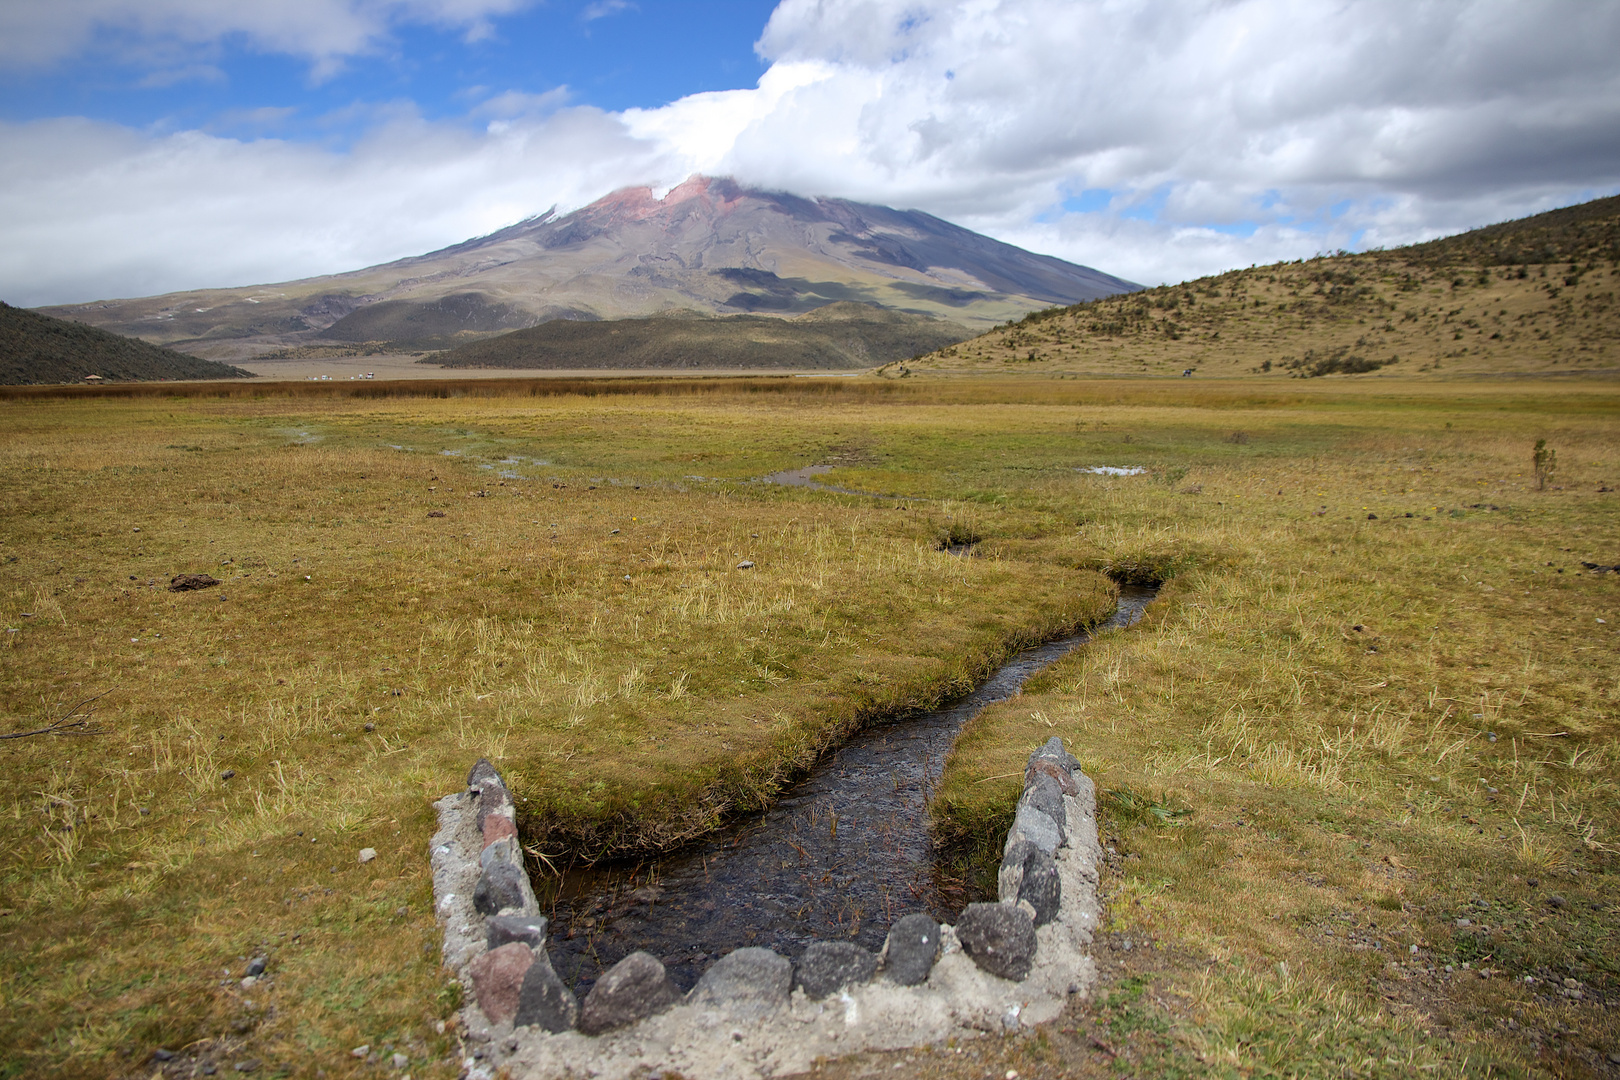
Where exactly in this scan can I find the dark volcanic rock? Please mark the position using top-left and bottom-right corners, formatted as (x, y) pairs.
(514, 950), (578, 1032)
(473, 860), (528, 916)
(883, 913), (940, 986)
(169, 574), (220, 592)
(794, 941), (878, 999)
(955, 902), (1037, 981)
(1019, 771), (1067, 831)
(1016, 846), (1061, 927)
(578, 952), (682, 1035)
(487, 913), (547, 951)
(1011, 803), (1063, 854)
(691, 947), (792, 1018)
(999, 836), (1035, 902)
(474, 782), (511, 832)
(467, 758), (501, 789)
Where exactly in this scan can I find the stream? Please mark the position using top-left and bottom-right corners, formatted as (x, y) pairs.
(539, 586), (1157, 996)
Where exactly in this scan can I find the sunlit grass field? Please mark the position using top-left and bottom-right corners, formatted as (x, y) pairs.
(1, 377), (1615, 1078)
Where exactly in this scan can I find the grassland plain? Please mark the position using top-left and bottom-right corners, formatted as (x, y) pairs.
(0, 377), (1615, 1079)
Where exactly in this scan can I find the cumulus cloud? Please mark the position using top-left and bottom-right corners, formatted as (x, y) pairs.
(0, 0), (537, 71)
(3, 0), (1618, 304)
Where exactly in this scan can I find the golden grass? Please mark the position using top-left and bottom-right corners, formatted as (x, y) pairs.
(889, 252), (1620, 380)
(1, 378), (1615, 1078)
(933, 389), (1619, 1077)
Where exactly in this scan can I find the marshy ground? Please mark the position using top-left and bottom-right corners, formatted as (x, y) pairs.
(1, 376), (1615, 1078)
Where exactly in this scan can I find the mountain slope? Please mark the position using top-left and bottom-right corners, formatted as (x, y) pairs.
(36, 176), (1138, 359)
(0, 302), (250, 385)
(889, 194), (1620, 379)
(434, 302), (972, 371)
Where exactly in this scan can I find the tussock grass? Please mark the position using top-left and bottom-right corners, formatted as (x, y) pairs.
(1, 378), (1615, 1077)
(933, 385), (1619, 1076)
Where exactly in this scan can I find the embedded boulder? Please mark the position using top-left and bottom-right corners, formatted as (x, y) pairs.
(691, 947), (792, 1019)
(514, 950), (578, 1033)
(578, 952), (682, 1035)
(466, 942), (534, 1025)
(793, 941), (878, 999)
(883, 913), (941, 986)
(954, 902), (1038, 981)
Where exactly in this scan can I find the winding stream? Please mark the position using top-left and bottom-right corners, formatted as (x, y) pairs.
(539, 586), (1157, 996)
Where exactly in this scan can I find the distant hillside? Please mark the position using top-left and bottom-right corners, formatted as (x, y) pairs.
(891, 194), (1620, 379)
(0, 302), (251, 385)
(434, 302), (973, 371)
(39, 175), (1137, 359)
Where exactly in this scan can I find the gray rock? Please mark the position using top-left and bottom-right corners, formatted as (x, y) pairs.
(998, 837), (1036, 903)
(1019, 771), (1068, 831)
(793, 941), (877, 999)
(883, 913), (940, 986)
(1016, 846), (1061, 927)
(244, 956), (266, 978)
(1030, 736), (1078, 772)
(473, 860), (528, 916)
(488, 914), (548, 951)
(1011, 803), (1063, 854)
(1025, 757), (1078, 796)
(579, 952), (682, 1035)
(475, 780), (512, 832)
(514, 949), (578, 1033)
(468, 758), (501, 789)
(955, 902), (1038, 981)
(692, 947), (792, 1018)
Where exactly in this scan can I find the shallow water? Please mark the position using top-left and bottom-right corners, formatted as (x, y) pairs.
(539, 586), (1157, 995)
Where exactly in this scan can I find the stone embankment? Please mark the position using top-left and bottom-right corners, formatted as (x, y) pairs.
(430, 737), (1103, 1080)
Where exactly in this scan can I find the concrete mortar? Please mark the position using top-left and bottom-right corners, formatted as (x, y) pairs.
(434, 761), (1103, 1080)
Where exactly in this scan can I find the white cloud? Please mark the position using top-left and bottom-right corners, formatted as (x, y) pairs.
(0, 0), (538, 71)
(3, 0), (1618, 304)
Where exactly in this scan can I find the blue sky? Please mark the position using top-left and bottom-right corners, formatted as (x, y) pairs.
(1, 2), (779, 145)
(2, 0), (1617, 306)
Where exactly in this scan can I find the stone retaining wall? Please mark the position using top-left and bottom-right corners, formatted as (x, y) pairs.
(431, 736), (1102, 1080)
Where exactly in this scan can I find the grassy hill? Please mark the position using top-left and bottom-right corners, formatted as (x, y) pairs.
(1, 302), (251, 385)
(433, 301), (973, 370)
(889, 194), (1620, 379)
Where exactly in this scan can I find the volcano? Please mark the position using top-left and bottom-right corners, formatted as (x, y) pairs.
(40, 176), (1139, 357)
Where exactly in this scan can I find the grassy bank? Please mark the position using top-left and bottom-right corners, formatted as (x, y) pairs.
(0, 385), (1111, 1077)
(932, 389), (1619, 1077)
(1, 378), (1614, 1078)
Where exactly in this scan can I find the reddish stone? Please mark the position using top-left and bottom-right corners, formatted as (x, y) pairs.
(1024, 758), (1077, 796)
(467, 942), (534, 1025)
(481, 814), (518, 850)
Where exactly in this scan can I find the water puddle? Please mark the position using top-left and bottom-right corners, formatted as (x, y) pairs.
(538, 586), (1157, 996)
(759, 465), (874, 496)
